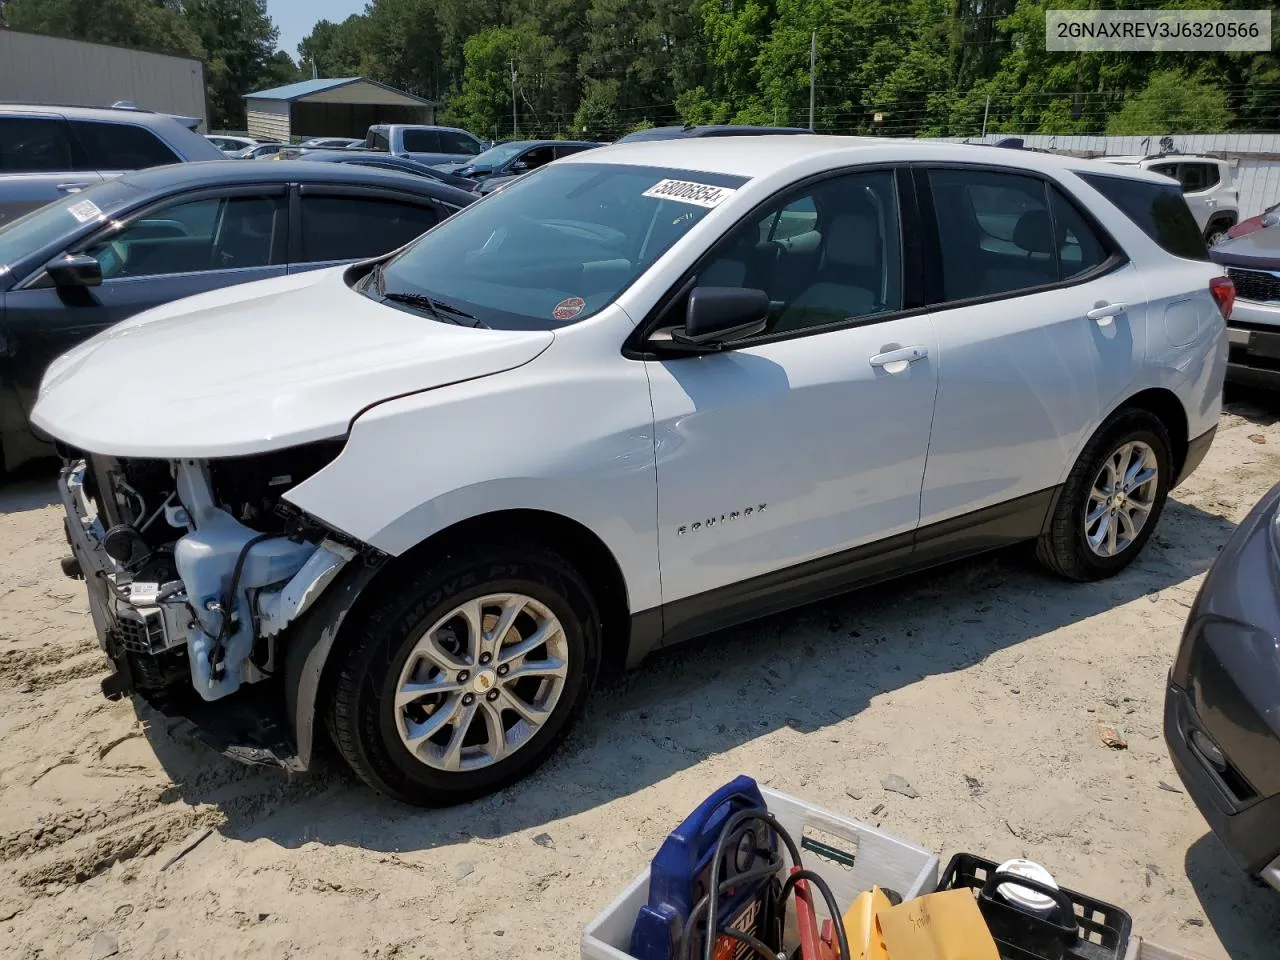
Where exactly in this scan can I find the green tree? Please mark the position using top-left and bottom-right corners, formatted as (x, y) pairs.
(1107, 69), (1233, 135)
(183, 0), (280, 128)
(361, 0), (445, 99)
(298, 15), (369, 78)
(447, 23), (572, 139)
(2, 0), (203, 57)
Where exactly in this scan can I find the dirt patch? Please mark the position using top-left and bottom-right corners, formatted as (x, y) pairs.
(2, 398), (1279, 958)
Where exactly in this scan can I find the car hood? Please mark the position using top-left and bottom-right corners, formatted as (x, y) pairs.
(32, 266), (554, 459)
(1210, 228), (1280, 270)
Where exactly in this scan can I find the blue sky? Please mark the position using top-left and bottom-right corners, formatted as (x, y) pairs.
(269, 0), (363, 61)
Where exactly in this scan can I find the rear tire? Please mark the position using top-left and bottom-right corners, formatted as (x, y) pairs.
(326, 543), (600, 806)
(1036, 408), (1173, 581)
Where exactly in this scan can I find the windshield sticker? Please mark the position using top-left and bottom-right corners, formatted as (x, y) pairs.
(67, 199), (103, 223)
(553, 296), (586, 320)
(642, 179), (737, 209)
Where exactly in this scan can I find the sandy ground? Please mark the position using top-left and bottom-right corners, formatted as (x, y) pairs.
(3, 399), (1280, 960)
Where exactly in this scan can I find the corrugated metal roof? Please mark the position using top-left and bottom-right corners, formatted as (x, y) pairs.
(243, 77), (434, 105)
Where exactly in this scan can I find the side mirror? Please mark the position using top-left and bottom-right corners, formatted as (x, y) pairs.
(46, 253), (102, 288)
(510, 160), (530, 173)
(673, 286), (769, 346)
(1262, 211), (1280, 229)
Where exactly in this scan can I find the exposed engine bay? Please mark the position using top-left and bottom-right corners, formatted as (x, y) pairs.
(59, 439), (372, 714)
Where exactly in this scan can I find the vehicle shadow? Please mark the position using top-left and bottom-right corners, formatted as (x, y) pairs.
(0, 476), (59, 513)
(140, 493), (1239, 853)
(1223, 386), (1280, 425)
(1184, 833), (1280, 960)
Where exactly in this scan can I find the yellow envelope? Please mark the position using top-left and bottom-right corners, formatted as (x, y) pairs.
(875, 888), (1000, 960)
(841, 885), (892, 960)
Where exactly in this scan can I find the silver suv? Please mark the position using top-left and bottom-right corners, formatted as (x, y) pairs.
(0, 104), (224, 226)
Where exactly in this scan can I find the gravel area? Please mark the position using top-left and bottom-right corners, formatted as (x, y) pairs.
(2, 398), (1279, 959)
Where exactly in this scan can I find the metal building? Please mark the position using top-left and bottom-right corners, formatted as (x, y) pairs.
(0, 28), (207, 128)
(243, 78), (436, 142)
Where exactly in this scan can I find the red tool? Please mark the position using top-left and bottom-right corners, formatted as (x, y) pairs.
(790, 866), (840, 960)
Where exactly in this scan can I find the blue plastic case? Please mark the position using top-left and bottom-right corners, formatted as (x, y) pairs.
(629, 775), (779, 960)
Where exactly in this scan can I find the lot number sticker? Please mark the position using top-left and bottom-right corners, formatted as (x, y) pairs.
(642, 179), (737, 208)
(67, 199), (103, 223)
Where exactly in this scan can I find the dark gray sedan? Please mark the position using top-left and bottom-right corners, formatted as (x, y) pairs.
(1165, 480), (1280, 893)
(0, 160), (475, 476)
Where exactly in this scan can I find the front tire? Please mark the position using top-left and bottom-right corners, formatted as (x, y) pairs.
(1036, 408), (1173, 581)
(326, 544), (600, 806)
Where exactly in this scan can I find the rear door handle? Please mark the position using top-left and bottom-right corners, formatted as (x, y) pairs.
(56, 182), (91, 193)
(869, 345), (928, 371)
(1086, 302), (1126, 326)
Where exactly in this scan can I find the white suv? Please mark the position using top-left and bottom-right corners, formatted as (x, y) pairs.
(34, 138), (1229, 805)
(1098, 154), (1237, 245)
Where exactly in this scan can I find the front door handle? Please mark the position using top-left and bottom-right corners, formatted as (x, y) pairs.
(869, 345), (928, 372)
(56, 182), (91, 193)
(1086, 302), (1126, 326)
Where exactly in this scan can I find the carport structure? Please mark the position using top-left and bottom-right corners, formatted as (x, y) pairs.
(243, 77), (436, 143)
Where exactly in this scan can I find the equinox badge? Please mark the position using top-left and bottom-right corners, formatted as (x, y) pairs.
(677, 504), (766, 536)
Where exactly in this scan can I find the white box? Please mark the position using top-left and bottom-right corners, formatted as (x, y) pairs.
(581, 785), (939, 960)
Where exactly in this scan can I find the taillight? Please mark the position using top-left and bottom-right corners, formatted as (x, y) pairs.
(1210, 276), (1235, 321)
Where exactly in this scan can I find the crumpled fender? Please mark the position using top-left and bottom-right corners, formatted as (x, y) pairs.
(282, 555), (382, 770)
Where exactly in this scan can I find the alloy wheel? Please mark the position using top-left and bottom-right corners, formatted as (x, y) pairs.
(393, 593), (569, 771)
(1084, 440), (1159, 558)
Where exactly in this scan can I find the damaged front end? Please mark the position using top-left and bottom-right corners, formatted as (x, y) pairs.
(59, 440), (382, 769)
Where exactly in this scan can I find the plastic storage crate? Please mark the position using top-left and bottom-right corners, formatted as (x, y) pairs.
(581, 785), (939, 960)
(938, 854), (1132, 960)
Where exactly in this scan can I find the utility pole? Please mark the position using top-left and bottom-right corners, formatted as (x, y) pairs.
(510, 60), (518, 138)
(981, 94), (990, 139)
(808, 30), (817, 131)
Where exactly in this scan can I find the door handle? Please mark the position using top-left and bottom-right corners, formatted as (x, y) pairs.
(869, 345), (928, 371)
(56, 182), (90, 193)
(1086, 302), (1126, 326)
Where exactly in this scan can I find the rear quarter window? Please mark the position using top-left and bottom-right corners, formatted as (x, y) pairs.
(1077, 172), (1207, 261)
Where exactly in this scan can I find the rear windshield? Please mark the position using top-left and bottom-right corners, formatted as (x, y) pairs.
(1077, 172), (1207, 261)
(0, 178), (140, 274)
(368, 163), (748, 330)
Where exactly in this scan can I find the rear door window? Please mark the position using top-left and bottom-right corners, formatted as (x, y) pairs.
(1176, 162), (1219, 193)
(1078, 172), (1207, 261)
(366, 129), (391, 151)
(299, 194), (440, 262)
(70, 121), (179, 170)
(401, 129), (440, 153)
(0, 117), (74, 173)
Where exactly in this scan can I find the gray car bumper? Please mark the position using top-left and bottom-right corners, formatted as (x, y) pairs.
(1227, 298), (1280, 387)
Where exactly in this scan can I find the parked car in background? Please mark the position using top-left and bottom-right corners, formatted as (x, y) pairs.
(362, 124), (486, 166)
(32, 137), (1227, 805)
(435, 140), (601, 193)
(0, 161), (474, 475)
(1227, 200), (1280, 240)
(1098, 154), (1238, 245)
(0, 104), (225, 226)
(300, 137), (363, 150)
(615, 124), (809, 143)
(1165, 479), (1280, 894)
(295, 149), (478, 190)
(232, 142), (288, 160)
(1210, 229), (1280, 388)
(206, 134), (260, 155)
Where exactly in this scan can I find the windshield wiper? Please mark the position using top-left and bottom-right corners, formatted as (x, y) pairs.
(381, 290), (487, 328)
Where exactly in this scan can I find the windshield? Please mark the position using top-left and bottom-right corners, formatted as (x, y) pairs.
(461, 143), (528, 171)
(0, 179), (141, 273)
(368, 163), (747, 330)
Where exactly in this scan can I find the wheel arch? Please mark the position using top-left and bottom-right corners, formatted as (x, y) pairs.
(1114, 386), (1189, 479)
(283, 508), (635, 770)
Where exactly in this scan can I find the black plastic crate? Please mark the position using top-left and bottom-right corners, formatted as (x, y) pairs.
(938, 854), (1132, 960)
